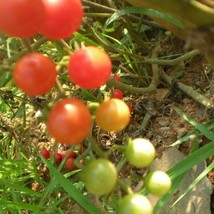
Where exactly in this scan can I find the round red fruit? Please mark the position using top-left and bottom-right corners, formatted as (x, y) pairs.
(13, 53), (57, 96)
(61, 150), (76, 160)
(114, 75), (121, 82)
(40, 148), (50, 159)
(47, 98), (92, 145)
(0, 0), (45, 38)
(52, 152), (62, 165)
(112, 89), (123, 99)
(68, 46), (112, 89)
(40, 0), (83, 39)
(65, 157), (76, 170)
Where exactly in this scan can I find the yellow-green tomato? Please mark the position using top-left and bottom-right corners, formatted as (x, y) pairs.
(144, 170), (172, 196)
(126, 138), (155, 168)
(116, 194), (153, 214)
(80, 159), (117, 196)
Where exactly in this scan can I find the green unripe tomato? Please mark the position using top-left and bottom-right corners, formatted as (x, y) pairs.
(80, 159), (117, 196)
(126, 138), (155, 168)
(144, 170), (172, 196)
(116, 194), (153, 214)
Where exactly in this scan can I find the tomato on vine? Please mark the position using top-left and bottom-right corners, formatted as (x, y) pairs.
(126, 138), (155, 168)
(68, 46), (112, 89)
(47, 98), (92, 145)
(13, 53), (57, 96)
(80, 159), (117, 196)
(144, 171), (172, 196)
(112, 89), (123, 99)
(116, 194), (153, 214)
(95, 98), (130, 132)
(0, 0), (45, 38)
(40, 0), (83, 39)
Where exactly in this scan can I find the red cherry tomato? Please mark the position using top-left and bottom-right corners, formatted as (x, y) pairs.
(68, 46), (112, 89)
(47, 98), (92, 145)
(0, 0), (45, 38)
(40, 0), (83, 39)
(52, 152), (62, 165)
(65, 157), (76, 170)
(61, 150), (76, 160)
(13, 53), (57, 96)
(114, 75), (121, 82)
(40, 148), (50, 159)
(112, 89), (123, 99)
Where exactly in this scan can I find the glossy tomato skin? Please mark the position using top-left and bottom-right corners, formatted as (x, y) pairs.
(116, 194), (153, 214)
(112, 89), (123, 99)
(0, 1), (45, 38)
(68, 46), (112, 89)
(65, 157), (76, 170)
(126, 138), (155, 168)
(40, 148), (50, 159)
(81, 159), (117, 196)
(95, 98), (130, 132)
(47, 98), (92, 145)
(61, 150), (76, 160)
(144, 171), (172, 196)
(13, 53), (57, 96)
(40, 0), (83, 39)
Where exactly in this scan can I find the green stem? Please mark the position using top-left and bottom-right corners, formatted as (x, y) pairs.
(22, 39), (34, 53)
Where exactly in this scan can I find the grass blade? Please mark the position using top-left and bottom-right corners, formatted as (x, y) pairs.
(105, 7), (183, 28)
(40, 155), (102, 214)
(175, 109), (214, 141)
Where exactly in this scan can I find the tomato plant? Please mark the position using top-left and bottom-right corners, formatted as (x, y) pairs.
(116, 194), (153, 214)
(47, 98), (92, 145)
(13, 53), (57, 96)
(0, 0), (45, 38)
(80, 159), (117, 196)
(144, 171), (172, 196)
(95, 98), (130, 132)
(65, 157), (76, 170)
(40, 0), (83, 39)
(112, 89), (123, 99)
(68, 46), (112, 89)
(126, 138), (155, 168)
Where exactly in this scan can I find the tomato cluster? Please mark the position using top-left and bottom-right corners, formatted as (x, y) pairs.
(40, 148), (77, 171)
(0, 0), (83, 39)
(1, 1), (173, 213)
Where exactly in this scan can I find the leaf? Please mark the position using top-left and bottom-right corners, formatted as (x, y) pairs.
(40, 155), (102, 214)
(175, 109), (214, 141)
(171, 118), (214, 146)
(105, 7), (183, 29)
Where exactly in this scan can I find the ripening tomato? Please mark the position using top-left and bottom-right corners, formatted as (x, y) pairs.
(95, 98), (130, 132)
(61, 150), (76, 160)
(40, 148), (50, 159)
(80, 159), (117, 196)
(144, 171), (172, 196)
(40, 0), (83, 39)
(114, 75), (121, 82)
(116, 194), (153, 214)
(126, 138), (155, 168)
(65, 157), (76, 170)
(0, 1), (45, 38)
(68, 46), (112, 89)
(13, 53), (57, 96)
(112, 89), (123, 99)
(47, 98), (92, 145)
(52, 151), (62, 165)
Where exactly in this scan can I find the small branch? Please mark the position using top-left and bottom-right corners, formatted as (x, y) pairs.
(161, 71), (214, 109)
